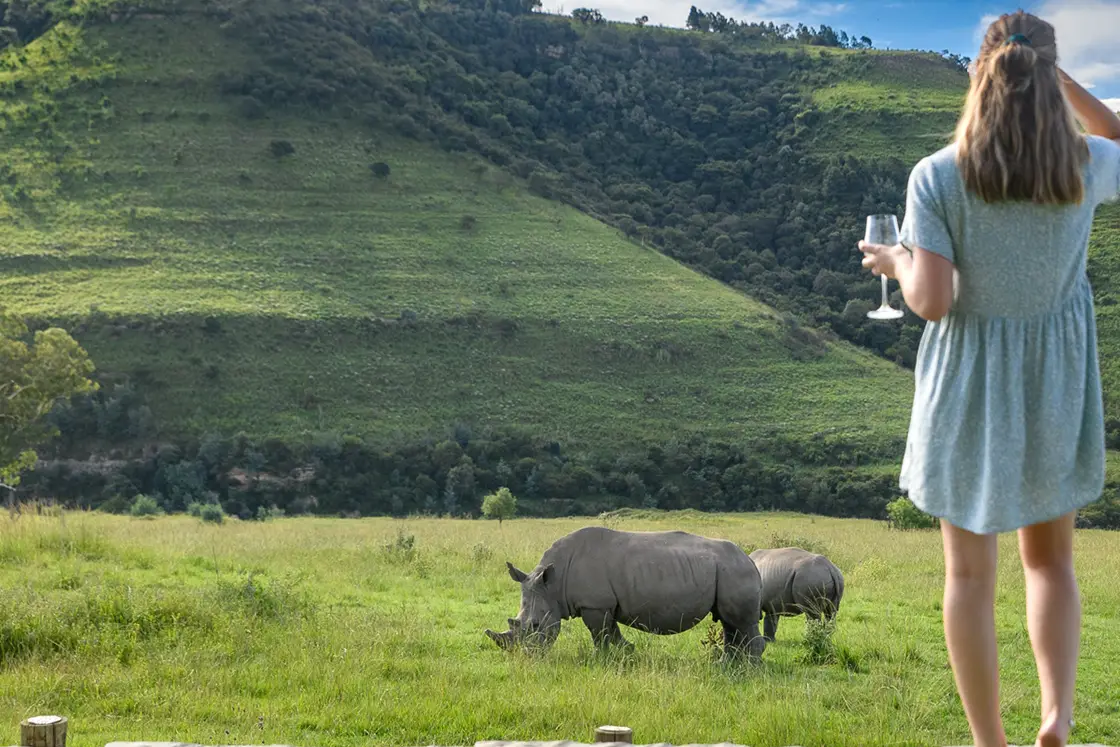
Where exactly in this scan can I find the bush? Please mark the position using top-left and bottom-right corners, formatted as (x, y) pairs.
(383, 529), (417, 563)
(799, 616), (837, 665)
(129, 494), (160, 517)
(459, 214), (477, 231)
(99, 494), (132, 514)
(198, 503), (225, 524)
(256, 505), (285, 521)
(269, 140), (295, 158)
(370, 162), (391, 178)
(886, 497), (938, 530)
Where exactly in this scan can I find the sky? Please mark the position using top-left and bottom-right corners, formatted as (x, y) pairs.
(541, 0), (1120, 107)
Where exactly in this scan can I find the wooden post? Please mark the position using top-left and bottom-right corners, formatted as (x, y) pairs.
(594, 725), (633, 743)
(20, 716), (67, 747)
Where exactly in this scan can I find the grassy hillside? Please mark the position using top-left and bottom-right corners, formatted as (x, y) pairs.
(4, 511), (1120, 747)
(1088, 203), (1120, 429)
(807, 51), (966, 162)
(5, 2), (1120, 520)
(0, 13), (911, 452)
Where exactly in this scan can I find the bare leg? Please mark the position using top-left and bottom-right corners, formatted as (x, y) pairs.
(1018, 512), (1079, 747)
(941, 520), (1006, 747)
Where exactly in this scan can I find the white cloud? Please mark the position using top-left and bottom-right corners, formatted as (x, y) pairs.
(972, 13), (999, 48)
(540, 0), (847, 29)
(1036, 0), (1120, 90)
(1102, 98), (1120, 112)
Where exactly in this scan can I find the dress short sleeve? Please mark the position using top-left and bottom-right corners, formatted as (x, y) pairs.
(900, 156), (956, 263)
(1088, 135), (1120, 206)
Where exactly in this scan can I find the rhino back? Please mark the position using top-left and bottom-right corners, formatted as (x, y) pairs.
(751, 547), (829, 609)
(546, 527), (750, 632)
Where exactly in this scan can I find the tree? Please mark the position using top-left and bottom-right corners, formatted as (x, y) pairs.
(481, 487), (517, 525)
(0, 310), (96, 505)
(571, 8), (603, 24)
(634, 15), (648, 27)
(686, 5), (708, 31)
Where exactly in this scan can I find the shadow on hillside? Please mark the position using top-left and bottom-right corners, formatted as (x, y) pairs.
(0, 254), (152, 276)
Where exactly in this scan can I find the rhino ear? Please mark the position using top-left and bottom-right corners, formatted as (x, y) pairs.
(538, 563), (555, 585)
(507, 561), (528, 583)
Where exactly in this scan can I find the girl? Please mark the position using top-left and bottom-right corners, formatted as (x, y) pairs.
(858, 11), (1120, 747)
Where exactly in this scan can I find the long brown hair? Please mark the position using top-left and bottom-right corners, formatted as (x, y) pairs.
(955, 11), (1088, 204)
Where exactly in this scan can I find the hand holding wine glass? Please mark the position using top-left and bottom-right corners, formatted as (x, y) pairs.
(860, 214), (905, 320)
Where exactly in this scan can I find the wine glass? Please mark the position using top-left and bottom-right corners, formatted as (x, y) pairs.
(864, 214), (905, 321)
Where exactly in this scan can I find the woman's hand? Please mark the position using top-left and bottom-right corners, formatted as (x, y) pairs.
(858, 241), (909, 279)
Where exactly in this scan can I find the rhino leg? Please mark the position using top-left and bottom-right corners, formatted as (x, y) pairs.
(581, 609), (631, 650)
(715, 588), (765, 661)
(721, 622), (765, 662)
(762, 611), (779, 642)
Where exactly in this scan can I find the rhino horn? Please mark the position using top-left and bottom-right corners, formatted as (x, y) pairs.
(506, 561), (528, 583)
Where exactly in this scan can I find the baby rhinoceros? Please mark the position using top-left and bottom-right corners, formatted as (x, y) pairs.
(749, 547), (844, 642)
(485, 526), (767, 661)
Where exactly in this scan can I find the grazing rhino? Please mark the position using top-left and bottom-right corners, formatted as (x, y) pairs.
(748, 547), (844, 641)
(484, 526), (767, 660)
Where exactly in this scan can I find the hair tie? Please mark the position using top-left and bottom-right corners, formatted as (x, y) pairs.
(1005, 33), (1031, 46)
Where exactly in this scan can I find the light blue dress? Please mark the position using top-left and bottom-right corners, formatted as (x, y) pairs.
(898, 135), (1120, 534)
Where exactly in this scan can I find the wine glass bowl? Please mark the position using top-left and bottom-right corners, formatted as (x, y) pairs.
(864, 214), (905, 321)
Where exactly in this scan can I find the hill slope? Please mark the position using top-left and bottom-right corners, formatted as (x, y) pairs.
(0, 11), (911, 455)
(5, 2), (1120, 521)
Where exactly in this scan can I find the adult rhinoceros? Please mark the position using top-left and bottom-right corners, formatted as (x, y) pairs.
(484, 526), (766, 660)
(748, 546), (844, 641)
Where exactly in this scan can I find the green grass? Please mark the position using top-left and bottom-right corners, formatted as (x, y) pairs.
(807, 53), (967, 162)
(3, 511), (1120, 747)
(0, 14), (913, 450)
(1089, 203), (1120, 423)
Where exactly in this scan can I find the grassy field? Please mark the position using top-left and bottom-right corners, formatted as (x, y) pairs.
(0, 16), (913, 450)
(3, 511), (1120, 747)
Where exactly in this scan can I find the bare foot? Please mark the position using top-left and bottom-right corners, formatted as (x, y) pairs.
(1036, 713), (1073, 747)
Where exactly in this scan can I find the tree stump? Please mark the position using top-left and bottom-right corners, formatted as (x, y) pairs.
(594, 725), (633, 743)
(20, 716), (67, 747)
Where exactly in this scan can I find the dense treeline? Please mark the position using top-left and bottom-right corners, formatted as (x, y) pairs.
(684, 6), (873, 50)
(26, 383), (904, 519)
(17, 383), (1120, 528)
(209, 0), (959, 366)
(0, 1), (55, 45)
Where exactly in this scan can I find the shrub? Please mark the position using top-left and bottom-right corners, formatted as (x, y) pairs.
(470, 542), (492, 564)
(198, 503), (225, 524)
(459, 214), (477, 231)
(129, 494), (160, 517)
(886, 497), (938, 530)
(799, 616), (837, 665)
(370, 162), (391, 178)
(99, 494), (132, 514)
(481, 487), (517, 525)
(269, 140), (295, 158)
(256, 505), (285, 521)
(383, 529), (417, 563)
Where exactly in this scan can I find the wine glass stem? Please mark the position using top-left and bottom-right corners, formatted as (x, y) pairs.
(881, 274), (889, 306)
